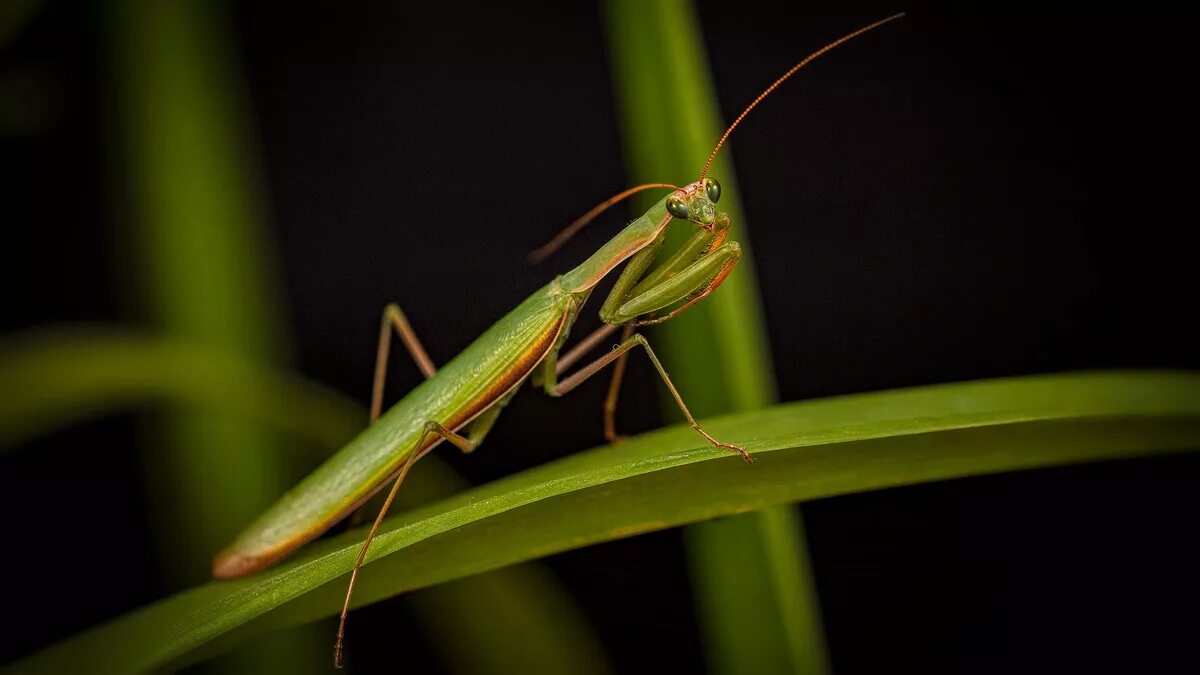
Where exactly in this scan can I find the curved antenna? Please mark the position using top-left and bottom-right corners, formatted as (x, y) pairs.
(698, 12), (906, 181)
(527, 183), (678, 264)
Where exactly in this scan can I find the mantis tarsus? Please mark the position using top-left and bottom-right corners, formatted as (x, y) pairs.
(210, 13), (905, 667)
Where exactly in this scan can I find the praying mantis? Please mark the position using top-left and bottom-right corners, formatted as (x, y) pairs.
(211, 13), (905, 667)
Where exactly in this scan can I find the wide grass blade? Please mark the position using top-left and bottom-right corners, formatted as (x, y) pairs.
(602, 1), (820, 671)
(0, 330), (612, 673)
(9, 371), (1198, 674)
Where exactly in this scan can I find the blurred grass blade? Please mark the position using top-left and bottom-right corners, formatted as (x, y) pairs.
(410, 566), (611, 675)
(109, 0), (323, 669)
(0, 330), (362, 452)
(687, 506), (825, 674)
(0, 330), (611, 673)
(10, 371), (1199, 674)
(112, 0), (291, 581)
(603, 1), (822, 672)
(602, 0), (776, 409)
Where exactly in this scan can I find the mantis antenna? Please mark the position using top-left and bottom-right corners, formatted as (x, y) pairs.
(530, 12), (906, 264)
(698, 12), (906, 182)
(528, 182), (678, 264)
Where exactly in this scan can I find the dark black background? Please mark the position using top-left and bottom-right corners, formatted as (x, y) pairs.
(3, 2), (1198, 673)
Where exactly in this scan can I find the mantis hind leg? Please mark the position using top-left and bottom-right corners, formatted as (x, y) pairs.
(372, 302), (437, 422)
(334, 419), (483, 668)
(350, 302), (439, 527)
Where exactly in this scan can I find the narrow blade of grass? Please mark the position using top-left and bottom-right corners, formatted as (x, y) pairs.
(602, 1), (822, 672)
(9, 371), (1198, 674)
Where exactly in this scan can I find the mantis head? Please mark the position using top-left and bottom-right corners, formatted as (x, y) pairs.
(666, 178), (723, 228)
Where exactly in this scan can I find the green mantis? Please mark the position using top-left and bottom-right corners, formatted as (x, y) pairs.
(211, 13), (905, 667)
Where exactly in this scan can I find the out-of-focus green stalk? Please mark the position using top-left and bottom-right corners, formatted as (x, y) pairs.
(603, 1), (828, 673)
(109, 1), (323, 671)
(0, 330), (363, 452)
(112, 0), (289, 584)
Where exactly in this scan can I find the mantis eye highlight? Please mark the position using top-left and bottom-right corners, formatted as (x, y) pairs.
(666, 195), (689, 220)
(704, 178), (721, 203)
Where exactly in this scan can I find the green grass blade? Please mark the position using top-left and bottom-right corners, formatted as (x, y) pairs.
(109, 1), (322, 669)
(9, 371), (1198, 674)
(687, 505), (825, 674)
(602, 1), (820, 671)
(603, 3), (775, 409)
(409, 566), (611, 675)
(0, 330), (611, 673)
(111, 0), (291, 580)
(0, 330), (362, 453)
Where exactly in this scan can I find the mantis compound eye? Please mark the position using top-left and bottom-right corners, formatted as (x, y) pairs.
(704, 178), (721, 203)
(666, 194), (689, 220)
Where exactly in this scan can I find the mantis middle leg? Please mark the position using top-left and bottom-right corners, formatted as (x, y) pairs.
(544, 331), (749, 462)
(335, 417), (493, 667)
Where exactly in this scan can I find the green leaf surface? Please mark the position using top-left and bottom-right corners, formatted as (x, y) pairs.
(10, 371), (1198, 674)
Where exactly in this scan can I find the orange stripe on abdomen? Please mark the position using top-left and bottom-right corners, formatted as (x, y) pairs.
(212, 303), (571, 579)
(442, 307), (568, 432)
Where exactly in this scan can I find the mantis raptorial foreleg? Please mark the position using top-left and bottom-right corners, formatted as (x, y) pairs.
(627, 215), (740, 327)
(591, 213), (742, 442)
(545, 212), (744, 445)
(627, 213), (731, 301)
(607, 242), (742, 324)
